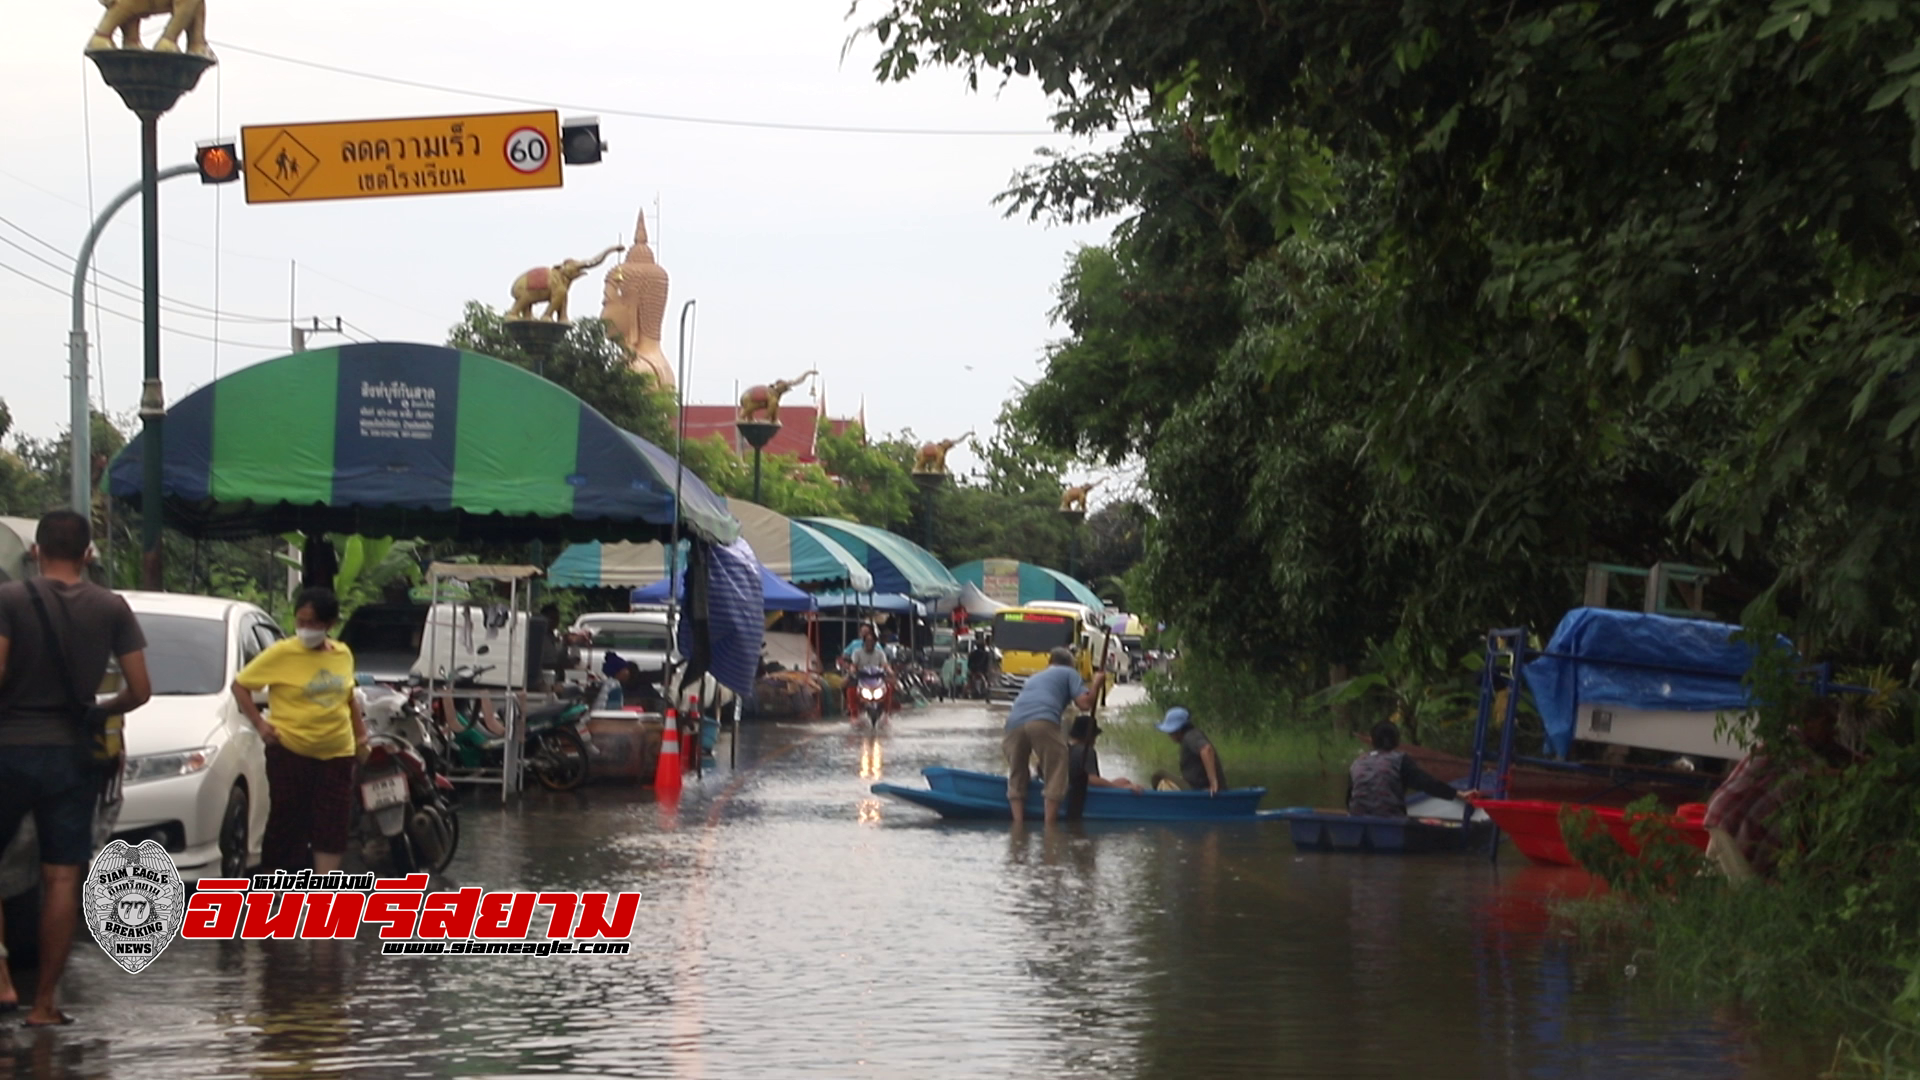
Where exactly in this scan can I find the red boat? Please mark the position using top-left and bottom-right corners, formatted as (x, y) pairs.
(1473, 798), (1711, 867)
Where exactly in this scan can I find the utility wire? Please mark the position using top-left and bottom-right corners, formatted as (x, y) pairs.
(0, 258), (282, 350)
(211, 40), (1065, 138)
(0, 234), (282, 325)
(0, 215), (285, 323)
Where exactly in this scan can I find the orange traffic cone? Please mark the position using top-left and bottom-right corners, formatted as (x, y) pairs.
(654, 708), (684, 797)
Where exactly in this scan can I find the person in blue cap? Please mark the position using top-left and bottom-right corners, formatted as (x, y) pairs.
(1153, 706), (1226, 795)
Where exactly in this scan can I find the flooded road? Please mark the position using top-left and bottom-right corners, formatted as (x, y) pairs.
(10, 690), (1823, 1079)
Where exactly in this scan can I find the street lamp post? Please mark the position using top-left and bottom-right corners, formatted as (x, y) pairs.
(69, 165), (197, 518)
(735, 420), (781, 505)
(912, 471), (944, 553)
(89, 47), (214, 590)
(1060, 507), (1086, 580)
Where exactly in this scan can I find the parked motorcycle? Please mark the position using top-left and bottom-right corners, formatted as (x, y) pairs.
(352, 685), (459, 876)
(435, 665), (593, 792)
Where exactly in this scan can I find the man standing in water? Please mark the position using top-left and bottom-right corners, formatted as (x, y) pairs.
(0, 511), (151, 1027)
(1003, 647), (1105, 825)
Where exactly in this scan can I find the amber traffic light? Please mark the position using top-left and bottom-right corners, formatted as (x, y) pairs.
(195, 138), (240, 184)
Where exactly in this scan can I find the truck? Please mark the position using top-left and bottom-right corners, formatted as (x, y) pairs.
(987, 601), (1112, 702)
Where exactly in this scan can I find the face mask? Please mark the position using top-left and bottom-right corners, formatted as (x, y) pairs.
(297, 628), (329, 649)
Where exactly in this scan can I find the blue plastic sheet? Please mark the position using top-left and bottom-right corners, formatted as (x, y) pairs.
(1521, 608), (1791, 758)
(674, 538), (764, 697)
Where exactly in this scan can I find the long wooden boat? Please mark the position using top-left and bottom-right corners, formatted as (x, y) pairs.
(872, 766), (1267, 821)
(1404, 745), (1719, 809)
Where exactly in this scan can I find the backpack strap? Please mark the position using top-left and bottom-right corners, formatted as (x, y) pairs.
(22, 580), (87, 714)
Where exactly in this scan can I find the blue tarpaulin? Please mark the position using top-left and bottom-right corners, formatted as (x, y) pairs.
(1521, 608), (1791, 758)
(675, 537), (764, 697)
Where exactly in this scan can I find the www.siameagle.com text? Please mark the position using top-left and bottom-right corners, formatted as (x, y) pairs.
(382, 940), (633, 956)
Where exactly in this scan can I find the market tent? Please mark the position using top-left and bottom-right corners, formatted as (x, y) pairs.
(634, 561), (816, 613)
(548, 499), (872, 590)
(796, 518), (959, 603)
(106, 343), (737, 545)
(958, 582), (1008, 619)
(813, 591), (928, 617)
(949, 558), (1102, 611)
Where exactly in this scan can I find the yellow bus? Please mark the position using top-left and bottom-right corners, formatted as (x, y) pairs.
(987, 603), (1108, 702)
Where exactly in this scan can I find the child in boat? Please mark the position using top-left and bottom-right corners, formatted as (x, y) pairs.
(1151, 707), (1227, 794)
(1068, 714), (1141, 793)
(1348, 720), (1477, 816)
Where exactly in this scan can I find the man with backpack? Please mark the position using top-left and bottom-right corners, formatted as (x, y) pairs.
(0, 511), (151, 1027)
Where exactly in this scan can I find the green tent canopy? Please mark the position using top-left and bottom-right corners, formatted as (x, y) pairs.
(106, 343), (738, 544)
(948, 558), (1103, 611)
(796, 518), (960, 603)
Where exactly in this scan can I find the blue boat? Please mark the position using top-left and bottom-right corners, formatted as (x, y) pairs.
(872, 766), (1266, 821)
(1271, 807), (1496, 854)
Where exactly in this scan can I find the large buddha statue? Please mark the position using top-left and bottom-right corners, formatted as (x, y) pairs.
(601, 209), (673, 386)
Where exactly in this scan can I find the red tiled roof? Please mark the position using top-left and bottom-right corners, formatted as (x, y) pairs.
(677, 405), (862, 463)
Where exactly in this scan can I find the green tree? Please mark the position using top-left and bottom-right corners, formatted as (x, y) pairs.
(446, 302), (676, 445)
(817, 424), (917, 528)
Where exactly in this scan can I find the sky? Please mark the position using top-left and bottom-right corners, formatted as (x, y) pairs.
(2, 1), (1119, 483)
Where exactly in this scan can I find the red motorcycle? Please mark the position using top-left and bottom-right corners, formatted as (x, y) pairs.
(845, 666), (895, 728)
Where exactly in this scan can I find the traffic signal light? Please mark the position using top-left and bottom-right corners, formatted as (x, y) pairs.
(561, 116), (605, 165)
(195, 138), (240, 184)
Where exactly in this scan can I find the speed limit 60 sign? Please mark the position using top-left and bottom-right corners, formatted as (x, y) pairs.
(240, 110), (564, 204)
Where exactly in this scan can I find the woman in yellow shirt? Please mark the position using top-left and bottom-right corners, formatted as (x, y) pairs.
(232, 588), (368, 874)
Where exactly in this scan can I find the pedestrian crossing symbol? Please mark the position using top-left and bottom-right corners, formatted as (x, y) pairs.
(253, 130), (320, 199)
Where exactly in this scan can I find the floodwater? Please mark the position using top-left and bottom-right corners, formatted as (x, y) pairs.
(3, 689), (1827, 1079)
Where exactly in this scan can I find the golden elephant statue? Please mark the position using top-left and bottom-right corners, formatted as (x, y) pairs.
(506, 246), (623, 323)
(912, 431), (973, 475)
(88, 0), (212, 57)
(738, 370), (817, 424)
(1060, 479), (1102, 513)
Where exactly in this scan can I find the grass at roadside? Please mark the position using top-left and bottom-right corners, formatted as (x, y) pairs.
(1099, 694), (1345, 782)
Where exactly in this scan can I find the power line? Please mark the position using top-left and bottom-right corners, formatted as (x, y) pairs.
(0, 232), (283, 326)
(0, 257), (283, 350)
(212, 41), (1065, 138)
(0, 214), (285, 323)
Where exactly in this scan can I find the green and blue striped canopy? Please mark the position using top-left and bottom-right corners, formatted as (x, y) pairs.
(106, 343), (738, 544)
(547, 499), (873, 590)
(948, 559), (1102, 611)
(797, 518), (959, 603)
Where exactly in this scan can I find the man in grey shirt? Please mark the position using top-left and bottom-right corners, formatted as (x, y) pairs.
(0, 511), (150, 1027)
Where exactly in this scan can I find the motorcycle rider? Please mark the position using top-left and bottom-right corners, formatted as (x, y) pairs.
(839, 624), (892, 717)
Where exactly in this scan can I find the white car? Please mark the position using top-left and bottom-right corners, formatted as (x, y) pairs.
(573, 610), (673, 678)
(113, 592), (274, 882)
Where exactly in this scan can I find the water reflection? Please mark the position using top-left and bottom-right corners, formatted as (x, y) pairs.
(8, 697), (1827, 1078)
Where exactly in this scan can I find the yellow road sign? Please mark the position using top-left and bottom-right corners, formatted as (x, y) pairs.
(240, 110), (563, 205)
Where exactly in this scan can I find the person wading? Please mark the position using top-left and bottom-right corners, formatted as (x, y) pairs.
(233, 588), (368, 875)
(1003, 647), (1106, 825)
(0, 511), (151, 1027)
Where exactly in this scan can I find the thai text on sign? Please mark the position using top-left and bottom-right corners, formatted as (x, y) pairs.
(240, 111), (562, 205)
